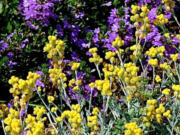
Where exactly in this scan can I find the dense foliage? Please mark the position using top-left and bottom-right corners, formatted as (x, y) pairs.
(0, 0), (180, 135)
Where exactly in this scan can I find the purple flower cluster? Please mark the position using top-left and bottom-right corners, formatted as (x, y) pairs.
(92, 7), (134, 51)
(57, 18), (88, 49)
(7, 52), (17, 69)
(19, 0), (60, 30)
(0, 40), (8, 53)
(146, 26), (163, 47)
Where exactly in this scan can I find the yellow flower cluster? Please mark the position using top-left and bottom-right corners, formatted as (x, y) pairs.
(105, 51), (116, 62)
(162, 88), (170, 96)
(24, 106), (46, 135)
(170, 53), (179, 62)
(162, 0), (175, 11)
(71, 62), (80, 70)
(25, 114), (46, 135)
(131, 5), (150, 39)
(164, 33), (170, 38)
(101, 62), (140, 100)
(160, 62), (170, 70)
(43, 36), (65, 60)
(33, 106), (46, 120)
(49, 68), (67, 87)
(89, 47), (103, 64)
(102, 64), (117, 79)
(9, 72), (40, 108)
(0, 104), (8, 119)
(176, 34), (180, 40)
(123, 63), (140, 86)
(68, 78), (82, 92)
(87, 107), (99, 132)
(148, 58), (158, 67)
(130, 44), (142, 59)
(124, 122), (143, 135)
(69, 78), (76, 87)
(112, 36), (124, 48)
(69, 79), (82, 87)
(155, 75), (161, 83)
(131, 5), (140, 14)
(144, 99), (171, 125)
(95, 79), (112, 96)
(51, 107), (58, 112)
(172, 85), (180, 99)
(73, 85), (79, 92)
(4, 108), (22, 135)
(48, 96), (55, 103)
(153, 14), (168, 26)
(56, 104), (82, 129)
(146, 46), (165, 58)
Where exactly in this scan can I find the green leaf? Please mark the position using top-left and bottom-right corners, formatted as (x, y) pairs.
(42, 64), (48, 75)
(0, 2), (3, 14)
(118, 7), (124, 16)
(0, 56), (8, 67)
(119, 20), (125, 27)
(113, 0), (120, 6)
(7, 22), (12, 33)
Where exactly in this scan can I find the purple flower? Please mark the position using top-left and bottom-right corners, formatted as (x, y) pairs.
(148, 8), (157, 23)
(56, 24), (64, 37)
(164, 10), (172, 19)
(21, 109), (26, 119)
(7, 52), (13, 59)
(19, 0), (59, 29)
(7, 32), (16, 41)
(74, 11), (85, 19)
(36, 79), (44, 88)
(72, 52), (81, 62)
(77, 72), (86, 80)
(20, 38), (29, 48)
(8, 103), (12, 110)
(147, 84), (152, 89)
(0, 40), (8, 53)
(36, 71), (43, 76)
(102, 2), (112, 7)
(8, 61), (17, 69)
(125, 0), (130, 3)
(83, 85), (98, 100)
(178, 53), (180, 60)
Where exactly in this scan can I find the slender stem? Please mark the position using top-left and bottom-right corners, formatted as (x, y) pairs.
(95, 64), (102, 79)
(173, 11), (180, 28)
(104, 96), (110, 114)
(175, 62), (180, 83)
(47, 113), (58, 134)
(152, 66), (155, 92)
(117, 54), (124, 68)
(37, 91), (56, 122)
(89, 88), (93, 112)
(1, 120), (7, 135)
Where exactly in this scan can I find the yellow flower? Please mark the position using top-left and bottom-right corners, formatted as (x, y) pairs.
(51, 107), (58, 112)
(112, 36), (124, 48)
(71, 62), (80, 70)
(148, 59), (158, 67)
(73, 86), (79, 92)
(162, 88), (170, 96)
(155, 75), (161, 83)
(48, 96), (55, 103)
(170, 53), (179, 62)
(125, 122), (143, 135)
